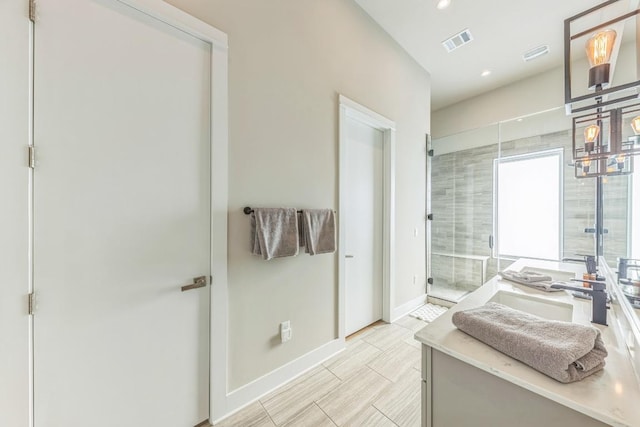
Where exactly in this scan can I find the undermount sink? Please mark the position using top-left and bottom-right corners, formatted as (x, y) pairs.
(488, 290), (574, 322)
(517, 266), (577, 282)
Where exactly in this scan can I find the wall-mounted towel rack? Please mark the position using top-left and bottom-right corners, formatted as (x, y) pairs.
(243, 206), (335, 215)
(243, 206), (303, 215)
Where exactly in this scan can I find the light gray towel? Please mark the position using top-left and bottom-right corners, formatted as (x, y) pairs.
(250, 208), (299, 260)
(452, 302), (607, 383)
(498, 270), (563, 292)
(300, 209), (336, 255)
(500, 270), (553, 283)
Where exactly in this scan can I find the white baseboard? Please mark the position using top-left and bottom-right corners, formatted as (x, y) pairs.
(391, 293), (427, 322)
(212, 338), (345, 424)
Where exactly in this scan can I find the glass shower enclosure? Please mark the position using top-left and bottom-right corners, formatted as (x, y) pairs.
(428, 108), (597, 303)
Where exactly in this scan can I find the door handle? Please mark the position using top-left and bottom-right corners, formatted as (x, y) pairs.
(345, 255), (354, 258)
(181, 276), (208, 292)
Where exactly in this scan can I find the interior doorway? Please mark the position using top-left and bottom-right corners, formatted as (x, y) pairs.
(343, 114), (384, 335)
(338, 95), (396, 338)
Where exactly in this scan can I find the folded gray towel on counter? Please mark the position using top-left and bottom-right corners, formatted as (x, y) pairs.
(498, 270), (563, 292)
(500, 270), (553, 283)
(452, 302), (607, 383)
(250, 208), (299, 260)
(300, 209), (336, 255)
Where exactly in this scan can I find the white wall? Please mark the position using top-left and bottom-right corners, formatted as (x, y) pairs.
(166, 0), (431, 390)
(0, 2), (30, 426)
(433, 41), (638, 140)
(432, 66), (564, 139)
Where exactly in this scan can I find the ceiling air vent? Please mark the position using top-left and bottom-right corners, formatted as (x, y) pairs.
(442, 29), (473, 53)
(523, 45), (550, 62)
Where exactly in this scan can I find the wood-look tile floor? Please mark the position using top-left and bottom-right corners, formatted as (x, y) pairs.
(214, 315), (426, 427)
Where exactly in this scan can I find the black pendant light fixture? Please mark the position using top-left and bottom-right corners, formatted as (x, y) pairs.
(565, 0), (640, 178)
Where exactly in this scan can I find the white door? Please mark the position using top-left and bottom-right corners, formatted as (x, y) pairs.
(0, 2), (30, 426)
(33, 1), (211, 426)
(344, 117), (384, 336)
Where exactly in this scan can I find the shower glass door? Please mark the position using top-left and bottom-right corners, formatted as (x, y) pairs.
(429, 125), (499, 302)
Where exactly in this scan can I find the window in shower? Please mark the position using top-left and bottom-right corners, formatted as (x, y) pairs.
(494, 149), (563, 261)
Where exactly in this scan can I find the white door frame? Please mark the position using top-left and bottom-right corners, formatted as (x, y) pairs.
(31, 1), (229, 424)
(338, 94), (395, 339)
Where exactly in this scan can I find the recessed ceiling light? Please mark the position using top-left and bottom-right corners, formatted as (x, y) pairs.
(481, 70), (491, 77)
(436, 0), (451, 10)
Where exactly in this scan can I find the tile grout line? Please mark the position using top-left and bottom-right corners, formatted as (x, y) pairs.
(261, 365), (331, 409)
(314, 402), (339, 426)
(316, 366), (392, 425)
(361, 338), (389, 352)
(324, 364), (343, 383)
(365, 361), (405, 383)
(371, 403), (401, 427)
(258, 400), (278, 426)
(264, 366), (343, 426)
(395, 319), (425, 331)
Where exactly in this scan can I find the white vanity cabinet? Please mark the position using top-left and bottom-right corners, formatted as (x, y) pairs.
(421, 345), (608, 427)
(415, 259), (640, 427)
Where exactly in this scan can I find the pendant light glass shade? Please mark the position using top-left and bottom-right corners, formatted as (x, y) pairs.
(584, 124), (600, 152)
(564, 3), (640, 113)
(632, 115), (640, 135)
(585, 30), (617, 68)
(585, 29), (617, 89)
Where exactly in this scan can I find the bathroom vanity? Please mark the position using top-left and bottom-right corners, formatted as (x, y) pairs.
(415, 259), (640, 427)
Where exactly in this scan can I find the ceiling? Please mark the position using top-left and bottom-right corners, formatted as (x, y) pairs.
(354, 0), (606, 110)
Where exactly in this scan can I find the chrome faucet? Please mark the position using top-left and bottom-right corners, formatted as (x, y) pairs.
(549, 279), (608, 326)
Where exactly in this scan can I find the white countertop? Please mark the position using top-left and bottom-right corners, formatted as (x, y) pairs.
(415, 259), (640, 427)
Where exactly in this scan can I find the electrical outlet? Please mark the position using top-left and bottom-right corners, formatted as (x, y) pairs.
(280, 321), (292, 343)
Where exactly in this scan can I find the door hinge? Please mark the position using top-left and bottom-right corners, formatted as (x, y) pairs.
(29, 0), (36, 22)
(28, 292), (36, 315)
(427, 149), (434, 157)
(28, 146), (35, 169)
(427, 213), (433, 221)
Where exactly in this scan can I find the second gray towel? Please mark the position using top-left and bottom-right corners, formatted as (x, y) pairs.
(452, 302), (607, 383)
(300, 209), (336, 255)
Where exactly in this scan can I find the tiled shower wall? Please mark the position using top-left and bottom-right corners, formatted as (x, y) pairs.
(431, 129), (630, 292)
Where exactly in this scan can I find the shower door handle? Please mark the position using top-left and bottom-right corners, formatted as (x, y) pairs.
(345, 255), (354, 258)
